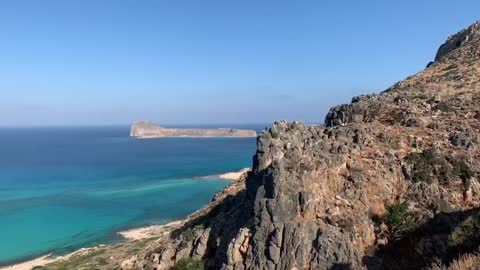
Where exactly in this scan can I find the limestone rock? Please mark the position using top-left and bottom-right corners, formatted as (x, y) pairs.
(120, 256), (137, 270)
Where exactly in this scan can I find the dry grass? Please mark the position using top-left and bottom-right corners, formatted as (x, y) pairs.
(447, 253), (480, 270)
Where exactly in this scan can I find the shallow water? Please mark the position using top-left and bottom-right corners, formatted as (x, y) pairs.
(0, 126), (259, 265)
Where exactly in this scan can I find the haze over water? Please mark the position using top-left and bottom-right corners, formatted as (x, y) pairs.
(0, 125), (259, 265)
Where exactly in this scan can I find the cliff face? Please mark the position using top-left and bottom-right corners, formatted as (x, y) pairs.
(130, 122), (257, 138)
(435, 21), (480, 62)
(130, 21), (480, 270)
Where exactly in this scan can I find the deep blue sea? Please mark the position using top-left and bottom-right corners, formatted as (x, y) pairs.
(0, 125), (260, 265)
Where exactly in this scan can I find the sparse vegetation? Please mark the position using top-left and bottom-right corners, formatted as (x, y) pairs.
(44, 249), (107, 270)
(96, 257), (108, 266)
(172, 257), (204, 270)
(384, 202), (420, 239)
(380, 110), (405, 125)
(405, 149), (474, 184)
(451, 159), (474, 181)
(182, 228), (196, 242)
(406, 149), (450, 184)
(448, 215), (480, 248)
(384, 202), (409, 230)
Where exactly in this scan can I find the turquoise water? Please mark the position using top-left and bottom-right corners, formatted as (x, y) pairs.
(0, 126), (259, 265)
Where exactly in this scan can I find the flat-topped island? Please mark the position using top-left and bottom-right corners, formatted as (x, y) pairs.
(130, 121), (257, 138)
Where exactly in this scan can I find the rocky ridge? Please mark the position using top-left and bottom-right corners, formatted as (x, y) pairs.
(124, 20), (480, 270)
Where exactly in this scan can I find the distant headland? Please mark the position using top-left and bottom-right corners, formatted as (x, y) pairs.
(130, 121), (257, 138)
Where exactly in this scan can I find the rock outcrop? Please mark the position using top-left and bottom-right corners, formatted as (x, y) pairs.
(130, 121), (257, 138)
(435, 21), (480, 62)
(131, 20), (480, 270)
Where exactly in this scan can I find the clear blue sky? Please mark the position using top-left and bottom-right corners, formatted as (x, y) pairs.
(0, 1), (478, 126)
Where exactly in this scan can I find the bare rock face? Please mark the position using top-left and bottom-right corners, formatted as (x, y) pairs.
(130, 121), (257, 138)
(435, 21), (480, 62)
(137, 20), (480, 270)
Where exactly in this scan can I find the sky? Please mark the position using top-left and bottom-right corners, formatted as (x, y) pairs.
(0, 1), (479, 126)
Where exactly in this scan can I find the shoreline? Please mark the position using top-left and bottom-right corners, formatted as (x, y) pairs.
(199, 167), (250, 181)
(0, 247), (99, 270)
(0, 168), (250, 270)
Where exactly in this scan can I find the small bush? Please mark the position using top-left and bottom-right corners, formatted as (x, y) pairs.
(172, 257), (204, 270)
(385, 202), (409, 230)
(405, 149), (474, 184)
(182, 228), (196, 242)
(448, 215), (480, 248)
(451, 159), (474, 181)
(406, 149), (450, 184)
(380, 110), (405, 125)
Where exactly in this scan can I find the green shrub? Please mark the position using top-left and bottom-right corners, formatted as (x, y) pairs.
(182, 228), (196, 242)
(385, 202), (409, 230)
(405, 149), (473, 184)
(381, 110), (405, 125)
(448, 215), (480, 248)
(384, 202), (419, 239)
(172, 257), (204, 270)
(451, 159), (474, 181)
(406, 149), (450, 184)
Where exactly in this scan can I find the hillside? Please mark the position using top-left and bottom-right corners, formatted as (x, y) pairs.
(43, 20), (480, 270)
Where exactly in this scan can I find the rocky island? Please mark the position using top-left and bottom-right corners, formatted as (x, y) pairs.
(130, 121), (257, 138)
(21, 20), (480, 270)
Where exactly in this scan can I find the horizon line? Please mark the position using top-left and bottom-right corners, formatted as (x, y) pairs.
(0, 121), (323, 128)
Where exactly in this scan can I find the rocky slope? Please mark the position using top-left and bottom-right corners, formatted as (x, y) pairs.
(130, 122), (257, 138)
(120, 20), (480, 270)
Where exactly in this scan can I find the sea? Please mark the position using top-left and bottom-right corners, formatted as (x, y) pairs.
(0, 125), (262, 266)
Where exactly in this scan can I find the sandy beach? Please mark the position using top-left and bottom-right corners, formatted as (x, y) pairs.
(117, 220), (185, 240)
(218, 168), (250, 180)
(0, 247), (98, 270)
(1, 168), (249, 270)
(0, 254), (58, 270)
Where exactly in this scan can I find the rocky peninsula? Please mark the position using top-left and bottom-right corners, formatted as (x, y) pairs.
(16, 20), (480, 270)
(130, 122), (257, 138)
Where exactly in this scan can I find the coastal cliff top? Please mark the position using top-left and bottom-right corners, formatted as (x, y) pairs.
(130, 121), (257, 138)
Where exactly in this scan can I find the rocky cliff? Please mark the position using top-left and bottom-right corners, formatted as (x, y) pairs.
(130, 122), (257, 138)
(125, 21), (480, 270)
